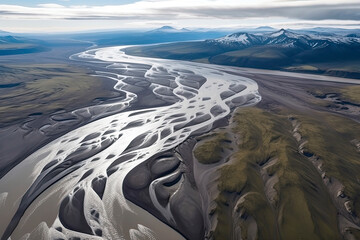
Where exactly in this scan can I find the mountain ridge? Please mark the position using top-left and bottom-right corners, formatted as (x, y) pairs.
(208, 29), (360, 49)
(124, 28), (360, 79)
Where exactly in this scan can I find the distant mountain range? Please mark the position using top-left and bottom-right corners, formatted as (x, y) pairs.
(209, 29), (360, 49)
(67, 26), (230, 46)
(124, 28), (360, 79)
(255, 26), (276, 31)
(148, 26), (190, 33)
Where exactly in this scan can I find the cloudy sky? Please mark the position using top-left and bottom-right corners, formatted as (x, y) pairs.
(1, 0), (360, 32)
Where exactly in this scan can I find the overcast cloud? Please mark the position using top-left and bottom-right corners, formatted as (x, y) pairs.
(0, 0), (359, 32)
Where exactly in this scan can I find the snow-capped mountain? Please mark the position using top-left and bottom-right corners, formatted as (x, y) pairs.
(264, 29), (310, 47)
(211, 32), (263, 47)
(209, 29), (360, 49)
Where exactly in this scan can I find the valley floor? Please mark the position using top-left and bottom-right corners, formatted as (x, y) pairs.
(1, 45), (360, 239)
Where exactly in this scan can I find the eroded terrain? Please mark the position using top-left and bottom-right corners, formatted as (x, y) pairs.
(192, 74), (360, 239)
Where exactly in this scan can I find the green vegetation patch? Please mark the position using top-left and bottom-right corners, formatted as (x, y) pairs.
(194, 132), (232, 164)
(297, 112), (360, 215)
(212, 108), (341, 240)
(308, 84), (360, 105)
(340, 85), (360, 104)
(285, 65), (319, 71)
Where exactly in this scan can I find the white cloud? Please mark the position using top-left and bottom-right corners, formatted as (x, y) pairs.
(0, 0), (358, 20)
(0, 0), (359, 32)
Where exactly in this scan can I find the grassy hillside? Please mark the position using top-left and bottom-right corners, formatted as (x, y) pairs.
(195, 103), (360, 239)
(341, 85), (360, 103)
(194, 131), (232, 164)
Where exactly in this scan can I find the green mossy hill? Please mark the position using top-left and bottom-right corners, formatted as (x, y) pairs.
(207, 107), (359, 240)
(194, 132), (232, 164)
(340, 85), (360, 104)
(309, 85), (360, 105)
(297, 112), (360, 216)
